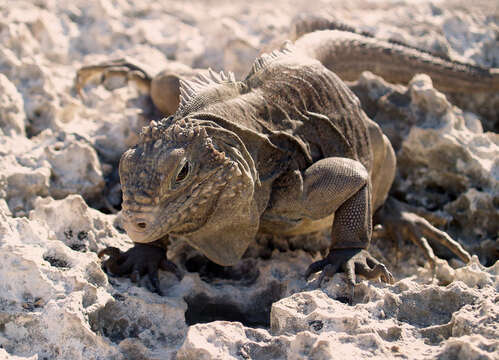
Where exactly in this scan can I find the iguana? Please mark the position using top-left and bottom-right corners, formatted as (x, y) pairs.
(78, 16), (498, 294)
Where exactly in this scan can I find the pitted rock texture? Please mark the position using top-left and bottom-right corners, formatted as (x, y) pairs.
(351, 72), (498, 265)
(0, 0), (498, 359)
(177, 261), (499, 359)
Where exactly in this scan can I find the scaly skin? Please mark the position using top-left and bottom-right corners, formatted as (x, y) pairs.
(82, 17), (486, 294)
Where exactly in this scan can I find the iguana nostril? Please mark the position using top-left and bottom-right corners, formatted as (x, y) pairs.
(137, 222), (147, 229)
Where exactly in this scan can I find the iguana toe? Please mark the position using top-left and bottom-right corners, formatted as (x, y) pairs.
(98, 243), (181, 296)
(305, 248), (394, 287)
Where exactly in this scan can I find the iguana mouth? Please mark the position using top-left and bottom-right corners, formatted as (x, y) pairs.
(121, 210), (165, 243)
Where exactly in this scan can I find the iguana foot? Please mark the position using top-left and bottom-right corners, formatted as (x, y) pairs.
(75, 58), (152, 97)
(305, 248), (394, 287)
(75, 58), (210, 115)
(98, 244), (181, 296)
(373, 198), (471, 267)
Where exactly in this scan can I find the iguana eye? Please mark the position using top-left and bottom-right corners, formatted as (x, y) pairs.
(174, 160), (190, 184)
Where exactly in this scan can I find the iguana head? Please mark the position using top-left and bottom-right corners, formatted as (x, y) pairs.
(119, 117), (260, 265)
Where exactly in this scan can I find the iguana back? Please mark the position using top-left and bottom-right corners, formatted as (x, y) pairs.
(175, 45), (377, 179)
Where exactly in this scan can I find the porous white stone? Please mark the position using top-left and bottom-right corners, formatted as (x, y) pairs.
(351, 70), (498, 264)
(0, 0), (497, 359)
(0, 74), (25, 136)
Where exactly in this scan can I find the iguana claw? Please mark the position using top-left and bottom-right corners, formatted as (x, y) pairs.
(98, 244), (182, 296)
(305, 248), (394, 287)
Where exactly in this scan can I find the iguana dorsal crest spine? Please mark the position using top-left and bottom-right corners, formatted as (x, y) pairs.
(246, 41), (295, 79)
(178, 69), (237, 113)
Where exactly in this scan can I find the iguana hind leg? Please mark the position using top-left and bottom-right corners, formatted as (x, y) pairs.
(75, 59), (209, 116)
(373, 197), (471, 266)
(75, 58), (152, 97)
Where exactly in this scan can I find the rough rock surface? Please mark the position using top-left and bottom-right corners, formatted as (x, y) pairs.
(0, 0), (497, 359)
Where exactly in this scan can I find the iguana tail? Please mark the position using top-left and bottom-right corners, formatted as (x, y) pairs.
(293, 29), (499, 94)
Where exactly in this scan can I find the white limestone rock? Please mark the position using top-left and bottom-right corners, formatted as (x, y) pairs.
(0, 348), (37, 360)
(400, 74), (497, 196)
(0, 74), (25, 136)
(398, 75), (498, 254)
(0, 132), (105, 215)
(177, 321), (263, 360)
(29, 195), (130, 252)
(0, 153), (50, 217)
(41, 134), (105, 201)
(178, 261), (498, 360)
(351, 71), (498, 262)
(0, 195), (189, 359)
(0, 58), (61, 136)
(0, 197), (119, 359)
(29, 10), (71, 63)
(0, 0), (497, 359)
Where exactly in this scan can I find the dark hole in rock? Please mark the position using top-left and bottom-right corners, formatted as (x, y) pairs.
(481, 240), (499, 267)
(101, 318), (131, 343)
(386, 91), (411, 108)
(184, 255), (259, 285)
(335, 296), (350, 304)
(349, 84), (379, 118)
(22, 297), (44, 311)
(87, 161), (122, 214)
(43, 255), (70, 269)
(88, 302), (139, 344)
(309, 320), (323, 332)
(64, 229), (73, 240)
(113, 293), (126, 301)
(185, 281), (285, 328)
(69, 243), (87, 252)
(49, 171), (58, 183)
(25, 124), (36, 139)
(69, 231), (89, 252)
(97, 206), (113, 215)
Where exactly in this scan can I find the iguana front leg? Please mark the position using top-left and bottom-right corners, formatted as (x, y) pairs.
(98, 239), (182, 295)
(298, 157), (394, 286)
